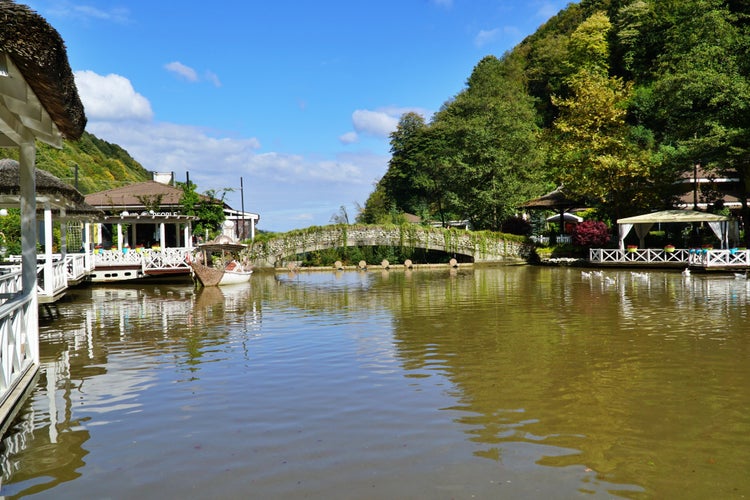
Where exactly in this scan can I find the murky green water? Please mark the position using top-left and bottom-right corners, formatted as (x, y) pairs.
(1, 266), (749, 499)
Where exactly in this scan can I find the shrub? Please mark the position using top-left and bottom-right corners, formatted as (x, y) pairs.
(572, 220), (610, 248)
(501, 216), (532, 236)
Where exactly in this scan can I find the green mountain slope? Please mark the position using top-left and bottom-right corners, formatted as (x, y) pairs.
(0, 131), (151, 194)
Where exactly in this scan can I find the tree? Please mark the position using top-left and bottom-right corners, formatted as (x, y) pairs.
(330, 205), (350, 225)
(430, 54), (546, 230)
(551, 11), (660, 220)
(647, 0), (750, 243)
(179, 182), (228, 239)
(380, 112), (434, 215)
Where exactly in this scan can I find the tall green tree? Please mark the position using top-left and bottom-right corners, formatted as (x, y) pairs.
(551, 11), (662, 219)
(431, 55), (546, 230)
(647, 0), (750, 241)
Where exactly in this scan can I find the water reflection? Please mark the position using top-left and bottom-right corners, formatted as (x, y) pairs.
(1, 269), (749, 498)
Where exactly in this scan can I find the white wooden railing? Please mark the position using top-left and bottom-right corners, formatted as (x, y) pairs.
(64, 253), (89, 282)
(93, 247), (191, 273)
(7, 255), (68, 300)
(688, 248), (750, 268)
(590, 248), (690, 264)
(531, 235), (572, 245)
(0, 268), (22, 305)
(0, 293), (36, 406)
(590, 247), (750, 268)
(37, 260), (67, 298)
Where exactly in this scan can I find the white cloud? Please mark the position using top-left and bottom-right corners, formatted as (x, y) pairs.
(36, 2), (132, 24)
(350, 107), (430, 139)
(165, 61), (199, 82)
(71, 4), (130, 23)
(475, 28), (500, 47)
(352, 109), (399, 137)
(78, 70), (390, 232)
(205, 70), (222, 88)
(339, 131), (358, 144)
(74, 70), (153, 122)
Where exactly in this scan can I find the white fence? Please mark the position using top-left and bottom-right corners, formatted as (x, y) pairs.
(64, 253), (90, 282)
(531, 235), (572, 245)
(688, 248), (750, 268)
(93, 247), (191, 273)
(0, 293), (36, 407)
(590, 247), (750, 268)
(0, 269), (22, 305)
(590, 248), (690, 264)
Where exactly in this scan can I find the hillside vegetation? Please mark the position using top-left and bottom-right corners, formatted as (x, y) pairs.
(360, 0), (750, 244)
(0, 131), (151, 194)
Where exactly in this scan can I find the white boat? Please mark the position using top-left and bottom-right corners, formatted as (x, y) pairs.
(190, 241), (253, 287)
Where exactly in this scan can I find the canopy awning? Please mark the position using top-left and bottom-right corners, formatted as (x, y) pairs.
(617, 209), (731, 225)
(617, 210), (737, 250)
(546, 212), (583, 223)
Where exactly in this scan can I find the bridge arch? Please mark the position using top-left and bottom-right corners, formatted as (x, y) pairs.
(247, 224), (533, 269)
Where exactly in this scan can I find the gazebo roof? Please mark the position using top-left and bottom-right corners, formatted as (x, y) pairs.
(0, 2), (86, 144)
(521, 186), (583, 210)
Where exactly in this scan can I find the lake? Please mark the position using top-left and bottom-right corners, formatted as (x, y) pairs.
(1, 266), (749, 499)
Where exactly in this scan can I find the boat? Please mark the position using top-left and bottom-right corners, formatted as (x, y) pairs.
(190, 239), (253, 287)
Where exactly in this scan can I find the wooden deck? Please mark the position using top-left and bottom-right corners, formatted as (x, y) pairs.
(590, 248), (750, 270)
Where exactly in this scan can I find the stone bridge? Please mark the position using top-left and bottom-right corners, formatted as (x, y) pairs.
(247, 224), (534, 269)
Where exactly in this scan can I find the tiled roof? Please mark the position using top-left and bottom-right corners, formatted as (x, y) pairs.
(84, 181), (186, 208)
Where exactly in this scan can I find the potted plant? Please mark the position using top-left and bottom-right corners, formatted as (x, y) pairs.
(664, 244), (675, 253)
(627, 245), (638, 253)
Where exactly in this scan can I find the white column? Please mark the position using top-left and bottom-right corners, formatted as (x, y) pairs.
(159, 222), (166, 248)
(184, 223), (191, 249)
(44, 208), (53, 296)
(117, 223), (123, 252)
(19, 137), (39, 362)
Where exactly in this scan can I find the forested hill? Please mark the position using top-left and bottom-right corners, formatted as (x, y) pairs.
(360, 0), (750, 239)
(0, 131), (151, 194)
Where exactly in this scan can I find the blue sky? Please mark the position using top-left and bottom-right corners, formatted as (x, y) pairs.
(25, 0), (572, 232)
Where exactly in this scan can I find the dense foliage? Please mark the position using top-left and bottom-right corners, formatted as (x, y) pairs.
(361, 0), (750, 244)
(179, 182), (229, 239)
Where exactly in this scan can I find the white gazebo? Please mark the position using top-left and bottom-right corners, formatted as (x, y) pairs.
(617, 209), (738, 250)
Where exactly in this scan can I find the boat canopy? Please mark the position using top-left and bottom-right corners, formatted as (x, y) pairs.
(616, 209), (737, 250)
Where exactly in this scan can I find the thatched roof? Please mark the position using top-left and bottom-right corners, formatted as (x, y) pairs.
(0, 1), (86, 140)
(521, 186), (583, 210)
(0, 158), (102, 218)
